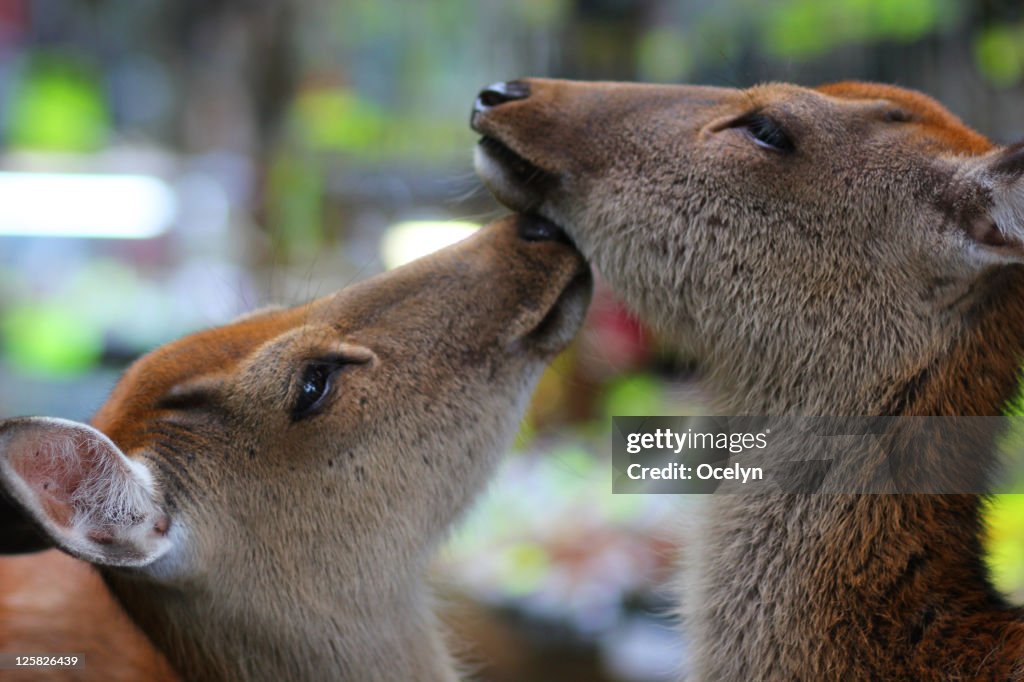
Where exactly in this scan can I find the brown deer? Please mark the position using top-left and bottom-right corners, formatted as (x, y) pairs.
(472, 79), (1024, 680)
(0, 215), (592, 681)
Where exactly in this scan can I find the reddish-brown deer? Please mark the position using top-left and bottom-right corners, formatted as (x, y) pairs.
(473, 79), (1024, 679)
(0, 215), (591, 681)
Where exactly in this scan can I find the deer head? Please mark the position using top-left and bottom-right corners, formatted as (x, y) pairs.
(472, 79), (1024, 416)
(0, 215), (591, 681)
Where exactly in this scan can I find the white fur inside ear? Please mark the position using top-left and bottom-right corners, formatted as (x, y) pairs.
(0, 417), (172, 568)
(70, 434), (151, 530)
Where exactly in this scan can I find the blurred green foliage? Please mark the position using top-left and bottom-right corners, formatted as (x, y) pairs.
(2, 303), (103, 375)
(9, 55), (110, 152)
(987, 495), (1024, 600)
(974, 23), (1024, 88)
(637, 27), (693, 83)
(294, 89), (388, 153)
(758, 0), (959, 58)
(602, 374), (667, 419)
(266, 149), (326, 259)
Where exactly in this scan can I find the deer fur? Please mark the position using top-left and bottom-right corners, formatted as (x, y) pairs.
(0, 216), (592, 682)
(473, 78), (1024, 679)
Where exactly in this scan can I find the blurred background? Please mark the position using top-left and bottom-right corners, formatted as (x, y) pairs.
(1, 1), (1023, 679)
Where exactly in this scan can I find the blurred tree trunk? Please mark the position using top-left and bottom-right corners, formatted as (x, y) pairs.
(164, 0), (297, 157)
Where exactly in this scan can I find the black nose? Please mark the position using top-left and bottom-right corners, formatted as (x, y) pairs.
(474, 81), (530, 112)
(516, 215), (569, 243)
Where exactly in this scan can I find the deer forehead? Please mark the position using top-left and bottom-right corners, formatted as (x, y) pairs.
(93, 305), (312, 449)
(684, 84), (996, 239)
(813, 82), (993, 155)
(695, 82), (993, 160)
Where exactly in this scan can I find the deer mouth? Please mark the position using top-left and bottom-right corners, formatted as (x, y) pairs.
(474, 136), (556, 214)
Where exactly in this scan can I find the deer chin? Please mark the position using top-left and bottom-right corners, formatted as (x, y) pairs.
(474, 136), (556, 214)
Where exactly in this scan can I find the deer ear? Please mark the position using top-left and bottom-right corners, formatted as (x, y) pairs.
(964, 143), (1024, 263)
(0, 417), (171, 567)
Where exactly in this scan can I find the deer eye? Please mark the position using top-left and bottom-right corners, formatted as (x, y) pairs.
(292, 362), (340, 421)
(737, 113), (794, 153)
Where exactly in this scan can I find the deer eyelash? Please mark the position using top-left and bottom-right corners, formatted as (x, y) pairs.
(732, 112), (795, 154)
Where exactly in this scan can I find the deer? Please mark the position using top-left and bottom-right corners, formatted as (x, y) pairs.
(471, 78), (1024, 680)
(0, 214), (592, 682)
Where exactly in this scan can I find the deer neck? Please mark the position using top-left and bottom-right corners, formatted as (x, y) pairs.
(687, 269), (1024, 678)
(102, 569), (458, 682)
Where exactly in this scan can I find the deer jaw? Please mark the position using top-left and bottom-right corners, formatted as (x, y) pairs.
(0, 215), (592, 682)
(473, 80), (1024, 679)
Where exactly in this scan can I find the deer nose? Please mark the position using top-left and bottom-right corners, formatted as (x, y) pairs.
(474, 81), (530, 112)
(516, 215), (570, 244)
